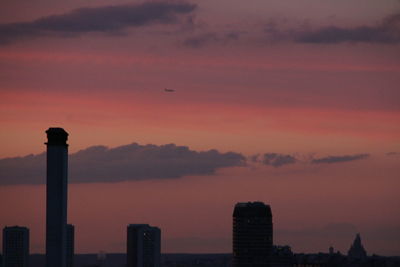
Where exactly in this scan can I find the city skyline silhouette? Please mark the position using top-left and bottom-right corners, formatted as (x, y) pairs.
(1, 128), (399, 267)
(1, 129), (399, 256)
(1, 0), (400, 264)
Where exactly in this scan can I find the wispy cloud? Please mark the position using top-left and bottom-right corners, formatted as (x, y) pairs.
(252, 152), (371, 167)
(296, 13), (400, 44)
(262, 153), (297, 167)
(311, 154), (370, 164)
(183, 12), (400, 47)
(0, 1), (197, 45)
(183, 31), (241, 47)
(0, 143), (245, 185)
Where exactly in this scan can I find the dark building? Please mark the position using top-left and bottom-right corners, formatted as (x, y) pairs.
(348, 233), (367, 260)
(127, 224), (161, 267)
(45, 128), (69, 267)
(272, 245), (294, 267)
(2, 226), (29, 267)
(233, 202), (273, 267)
(66, 224), (74, 267)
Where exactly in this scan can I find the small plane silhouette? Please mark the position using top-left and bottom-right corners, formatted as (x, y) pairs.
(164, 88), (175, 92)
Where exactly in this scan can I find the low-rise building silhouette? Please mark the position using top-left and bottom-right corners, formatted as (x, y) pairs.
(2, 226), (29, 267)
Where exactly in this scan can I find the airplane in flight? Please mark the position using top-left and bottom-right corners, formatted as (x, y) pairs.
(164, 88), (175, 92)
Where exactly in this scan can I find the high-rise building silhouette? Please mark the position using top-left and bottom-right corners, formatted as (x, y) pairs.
(2, 226), (29, 267)
(45, 128), (69, 267)
(233, 202), (273, 267)
(66, 224), (74, 267)
(127, 224), (161, 267)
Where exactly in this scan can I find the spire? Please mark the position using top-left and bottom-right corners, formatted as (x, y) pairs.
(348, 233), (367, 260)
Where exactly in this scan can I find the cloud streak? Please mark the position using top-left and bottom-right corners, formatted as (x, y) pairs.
(253, 152), (371, 167)
(0, 1), (197, 44)
(311, 154), (369, 164)
(0, 143), (245, 185)
(183, 31), (241, 47)
(296, 13), (400, 44)
(262, 153), (297, 167)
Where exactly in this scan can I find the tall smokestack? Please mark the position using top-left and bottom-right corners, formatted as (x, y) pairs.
(45, 127), (69, 267)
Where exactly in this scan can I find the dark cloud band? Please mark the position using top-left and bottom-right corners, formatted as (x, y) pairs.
(0, 1), (197, 45)
(0, 143), (245, 185)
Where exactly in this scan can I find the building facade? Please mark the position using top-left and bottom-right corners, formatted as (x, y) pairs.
(127, 224), (161, 267)
(233, 202), (273, 267)
(66, 224), (74, 267)
(2, 226), (29, 267)
(45, 128), (69, 267)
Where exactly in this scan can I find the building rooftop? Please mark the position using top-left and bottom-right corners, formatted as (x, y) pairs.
(128, 224), (160, 230)
(3, 226), (29, 230)
(45, 127), (68, 146)
(233, 201), (272, 217)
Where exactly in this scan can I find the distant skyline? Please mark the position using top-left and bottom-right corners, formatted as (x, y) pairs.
(1, 0), (399, 256)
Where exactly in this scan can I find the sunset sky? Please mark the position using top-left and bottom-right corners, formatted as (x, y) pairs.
(1, 0), (400, 256)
